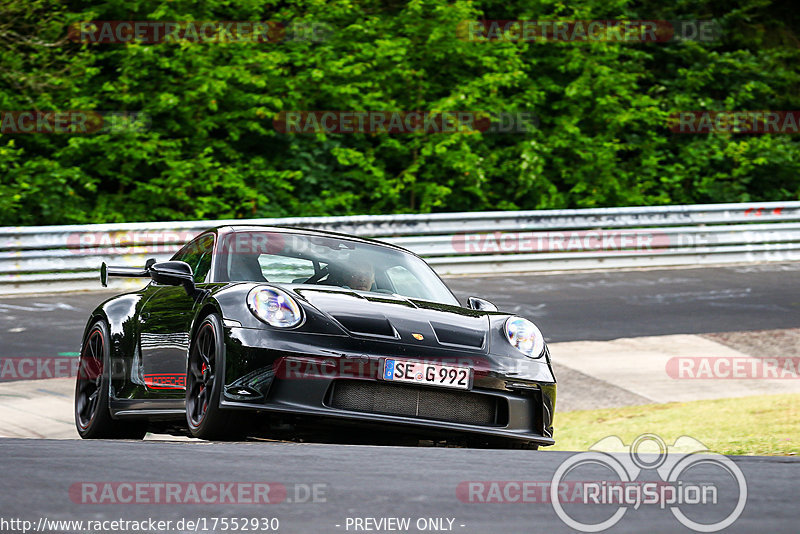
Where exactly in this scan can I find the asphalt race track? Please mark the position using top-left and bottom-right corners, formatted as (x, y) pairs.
(446, 262), (800, 341)
(1, 263), (799, 533)
(1, 439), (796, 534)
(2, 263), (800, 359)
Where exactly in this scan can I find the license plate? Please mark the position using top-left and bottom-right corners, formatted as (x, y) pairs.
(380, 359), (472, 390)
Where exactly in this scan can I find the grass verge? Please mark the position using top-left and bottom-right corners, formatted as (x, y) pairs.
(549, 393), (799, 456)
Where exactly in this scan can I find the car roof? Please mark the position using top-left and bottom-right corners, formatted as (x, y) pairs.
(207, 224), (412, 254)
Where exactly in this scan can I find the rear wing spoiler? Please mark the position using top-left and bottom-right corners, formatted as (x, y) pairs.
(100, 259), (155, 287)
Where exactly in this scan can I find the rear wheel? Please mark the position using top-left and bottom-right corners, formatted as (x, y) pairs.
(186, 314), (242, 440)
(75, 320), (147, 439)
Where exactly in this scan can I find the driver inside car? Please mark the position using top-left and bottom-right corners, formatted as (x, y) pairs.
(331, 263), (375, 291)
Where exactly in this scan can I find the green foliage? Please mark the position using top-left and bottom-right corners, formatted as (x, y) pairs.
(1, 0), (799, 225)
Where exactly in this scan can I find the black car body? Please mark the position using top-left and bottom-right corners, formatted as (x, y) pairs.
(74, 226), (556, 448)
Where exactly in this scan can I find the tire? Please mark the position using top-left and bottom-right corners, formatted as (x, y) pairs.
(186, 314), (242, 440)
(75, 320), (147, 439)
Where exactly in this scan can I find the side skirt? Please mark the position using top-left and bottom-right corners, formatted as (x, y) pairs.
(110, 399), (185, 419)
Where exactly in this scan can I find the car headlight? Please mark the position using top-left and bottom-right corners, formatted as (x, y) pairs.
(247, 287), (303, 328)
(504, 316), (545, 358)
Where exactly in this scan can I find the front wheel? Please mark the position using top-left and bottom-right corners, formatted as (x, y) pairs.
(186, 314), (243, 440)
(74, 320), (146, 439)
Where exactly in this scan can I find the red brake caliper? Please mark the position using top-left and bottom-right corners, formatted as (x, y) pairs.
(200, 362), (208, 411)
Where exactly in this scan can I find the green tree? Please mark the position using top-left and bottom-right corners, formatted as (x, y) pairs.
(0, 0), (798, 225)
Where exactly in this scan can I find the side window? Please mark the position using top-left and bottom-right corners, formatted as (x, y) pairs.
(193, 245), (213, 282)
(257, 254), (317, 283)
(172, 234), (214, 283)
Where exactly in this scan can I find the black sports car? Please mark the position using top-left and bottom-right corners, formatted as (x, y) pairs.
(75, 226), (556, 448)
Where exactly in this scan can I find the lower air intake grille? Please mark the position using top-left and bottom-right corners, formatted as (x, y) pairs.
(328, 380), (506, 426)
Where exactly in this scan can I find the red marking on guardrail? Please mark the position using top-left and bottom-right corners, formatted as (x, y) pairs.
(744, 207), (784, 216)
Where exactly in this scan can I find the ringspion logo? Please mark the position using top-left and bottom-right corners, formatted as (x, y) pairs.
(550, 434), (746, 532)
(458, 434), (747, 532)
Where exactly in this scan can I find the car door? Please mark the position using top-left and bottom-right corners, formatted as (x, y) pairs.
(137, 233), (215, 398)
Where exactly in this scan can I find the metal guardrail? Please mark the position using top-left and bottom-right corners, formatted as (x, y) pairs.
(1, 201), (799, 294)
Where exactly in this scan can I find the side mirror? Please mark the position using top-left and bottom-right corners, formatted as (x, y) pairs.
(150, 260), (193, 285)
(149, 261), (196, 295)
(466, 296), (498, 312)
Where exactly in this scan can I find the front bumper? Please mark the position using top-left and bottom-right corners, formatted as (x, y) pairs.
(221, 326), (556, 446)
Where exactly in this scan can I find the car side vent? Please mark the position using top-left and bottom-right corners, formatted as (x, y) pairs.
(332, 313), (397, 338)
(430, 321), (485, 348)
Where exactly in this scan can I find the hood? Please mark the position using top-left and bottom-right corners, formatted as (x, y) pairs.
(292, 286), (490, 352)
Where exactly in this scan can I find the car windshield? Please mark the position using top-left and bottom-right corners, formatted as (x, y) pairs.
(216, 230), (459, 306)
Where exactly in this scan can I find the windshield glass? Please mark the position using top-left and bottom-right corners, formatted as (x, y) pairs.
(216, 231), (459, 306)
